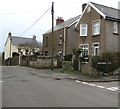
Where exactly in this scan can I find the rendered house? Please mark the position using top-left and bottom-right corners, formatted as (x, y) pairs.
(75, 2), (120, 57)
(4, 32), (41, 60)
(43, 16), (80, 56)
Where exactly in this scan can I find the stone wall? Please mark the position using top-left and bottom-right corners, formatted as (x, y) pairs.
(29, 57), (57, 68)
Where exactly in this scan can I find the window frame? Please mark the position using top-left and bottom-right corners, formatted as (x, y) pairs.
(80, 44), (89, 56)
(80, 24), (88, 36)
(92, 20), (100, 36)
(113, 22), (118, 34)
(92, 42), (100, 56)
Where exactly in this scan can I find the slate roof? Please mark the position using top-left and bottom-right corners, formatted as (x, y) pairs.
(10, 36), (40, 48)
(44, 15), (80, 35)
(91, 2), (120, 20)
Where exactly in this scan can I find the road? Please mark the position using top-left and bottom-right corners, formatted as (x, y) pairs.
(2, 66), (119, 107)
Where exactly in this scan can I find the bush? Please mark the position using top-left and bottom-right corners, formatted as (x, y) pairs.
(64, 54), (73, 61)
(92, 51), (120, 74)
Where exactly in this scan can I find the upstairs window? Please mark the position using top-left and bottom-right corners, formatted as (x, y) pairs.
(59, 38), (62, 45)
(93, 20), (100, 35)
(113, 22), (118, 34)
(80, 24), (88, 36)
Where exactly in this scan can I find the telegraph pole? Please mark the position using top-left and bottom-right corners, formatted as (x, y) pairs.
(51, 2), (54, 70)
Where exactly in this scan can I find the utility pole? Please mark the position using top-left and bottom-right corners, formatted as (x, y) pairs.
(51, 2), (54, 70)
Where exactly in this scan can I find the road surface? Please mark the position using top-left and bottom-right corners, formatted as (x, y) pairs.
(2, 66), (119, 107)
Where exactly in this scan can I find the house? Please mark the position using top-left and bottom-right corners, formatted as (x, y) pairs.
(43, 15), (80, 57)
(75, 2), (120, 57)
(4, 32), (41, 60)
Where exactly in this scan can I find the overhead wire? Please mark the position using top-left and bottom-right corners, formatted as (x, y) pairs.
(19, 7), (51, 36)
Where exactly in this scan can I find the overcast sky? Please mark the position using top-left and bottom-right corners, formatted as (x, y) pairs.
(0, 0), (120, 52)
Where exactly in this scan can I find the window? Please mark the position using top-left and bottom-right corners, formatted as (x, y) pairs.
(92, 43), (100, 56)
(58, 50), (62, 56)
(80, 44), (89, 56)
(87, 6), (91, 13)
(80, 24), (88, 36)
(45, 50), (48, 56)
(59, 38), (62, 45)
(93, 21), (100, 35)
(113, 22), (118, 34)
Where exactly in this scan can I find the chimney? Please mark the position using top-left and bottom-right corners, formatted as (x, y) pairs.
(8, 32), (12, 37)
(33, 35), (36, 40)
(56, 17), (64, 25)
(82, 3), (87, 12)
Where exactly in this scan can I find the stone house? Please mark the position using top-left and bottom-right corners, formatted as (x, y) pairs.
(4, 32), (41, 60)
(75, 2), (120, 58)
(43, 16), (80, 57)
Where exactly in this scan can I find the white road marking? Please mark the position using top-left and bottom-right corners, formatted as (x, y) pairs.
(0, 81), (5, 82)
(88, 83), (96, 87)
(96, 85), (105, 89)
(76, 80), (81, 83)
(75, 80), (119, 93)
(82, 82), (89, 85)
(106, 88), (116, 91)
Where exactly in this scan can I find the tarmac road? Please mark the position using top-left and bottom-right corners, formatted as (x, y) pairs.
(2, 66), (119, 107)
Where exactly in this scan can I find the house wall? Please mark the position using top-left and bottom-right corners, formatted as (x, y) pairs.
(4, 37), (11, 59)
(66, 24), (78, 54)
(106, 20), (119, 52)
(76, 5), (106, 56)
(43, 28), (65, 56)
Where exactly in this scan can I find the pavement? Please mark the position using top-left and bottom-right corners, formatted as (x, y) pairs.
(24, 67), (120, 82)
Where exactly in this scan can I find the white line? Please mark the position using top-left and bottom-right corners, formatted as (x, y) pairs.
(0, 81), (5, 82)
(106, 88), (116, 91)
(110, 87), (119, 90)
(88, 83), (96, 87)
(76, 80), (81, 83)
(82, 82), (88, 84)
(96, 85), (105, 89)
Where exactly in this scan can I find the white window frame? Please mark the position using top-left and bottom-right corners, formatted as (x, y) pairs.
(80, 24), (88, 36)
(80, 44), (89, 56)
(113, 22), (118, 34)
(59, 38), (62, 45)
(92, 20), (100, 35)
(92, 42), (100, 56)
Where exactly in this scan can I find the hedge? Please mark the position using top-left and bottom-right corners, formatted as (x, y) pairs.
(92, 51), (120, 74)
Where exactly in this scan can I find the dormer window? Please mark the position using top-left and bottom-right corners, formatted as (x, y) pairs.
(113, 22), (118, 34)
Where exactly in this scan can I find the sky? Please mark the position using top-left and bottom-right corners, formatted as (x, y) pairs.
(0, 0), (120, 52)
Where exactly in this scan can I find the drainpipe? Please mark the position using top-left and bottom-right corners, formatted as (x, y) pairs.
(63, 27), (66, 56)
(8, 32), (12, 66)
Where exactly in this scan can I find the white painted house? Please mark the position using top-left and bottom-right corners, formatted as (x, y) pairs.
(4, 32), (41, 60)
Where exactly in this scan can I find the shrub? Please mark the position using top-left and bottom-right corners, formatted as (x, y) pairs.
(64, 54), (73, 61)
(92, 51), (120, 74)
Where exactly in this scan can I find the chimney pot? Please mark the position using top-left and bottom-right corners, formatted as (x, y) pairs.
(33, 35), (36, 40)
(56, 17), (64, 25)
(8, 32), (12, 37)
(82, 3), (87, 12)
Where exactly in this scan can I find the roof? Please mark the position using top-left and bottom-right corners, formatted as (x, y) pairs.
(91, 2), (120, 20)
(10, 36), (40, 48)
(75, 2), (120, 27)
(44, 15), (80, 35)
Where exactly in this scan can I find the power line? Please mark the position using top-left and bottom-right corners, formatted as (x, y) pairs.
(19, 7), (51, 36)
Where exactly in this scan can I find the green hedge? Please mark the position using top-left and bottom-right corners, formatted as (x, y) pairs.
(92, 51), (120, 74)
